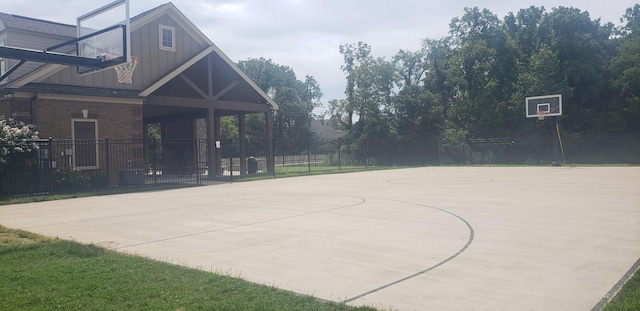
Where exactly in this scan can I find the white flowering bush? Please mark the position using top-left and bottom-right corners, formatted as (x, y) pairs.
(0, 115), (39, 163)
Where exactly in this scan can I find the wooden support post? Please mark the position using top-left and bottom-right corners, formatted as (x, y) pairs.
(265, 110), (274, 174)
(206, 108), (217, 178)
(239, 114), (247, 175)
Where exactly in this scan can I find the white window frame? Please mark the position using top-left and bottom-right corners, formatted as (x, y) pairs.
(0, 58), (6, 77)
(0, 37), (7, 77)
(71, 119), (99, 170)
(159, 25), (176, 52)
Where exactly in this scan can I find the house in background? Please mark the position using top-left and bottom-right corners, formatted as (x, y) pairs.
(0, 2), (277, 181)
(311, 120), (345, 141)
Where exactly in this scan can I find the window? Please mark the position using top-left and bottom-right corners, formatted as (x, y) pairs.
(159, 25), (175, 51)
(72, 119), (99, 169)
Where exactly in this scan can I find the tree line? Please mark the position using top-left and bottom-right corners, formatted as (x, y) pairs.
(233, 5), (639, 144)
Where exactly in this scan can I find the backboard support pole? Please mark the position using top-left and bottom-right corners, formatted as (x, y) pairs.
(0, 23), (128, 82)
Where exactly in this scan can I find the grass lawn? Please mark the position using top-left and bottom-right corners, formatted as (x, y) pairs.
(0, 226), (376, 311)
(603, 267), (640, 311)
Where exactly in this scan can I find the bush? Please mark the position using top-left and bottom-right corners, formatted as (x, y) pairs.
(0, 115), (39, 163)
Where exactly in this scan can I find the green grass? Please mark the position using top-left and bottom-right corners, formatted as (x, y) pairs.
(603, 268), (640, 311)
(0, 226), (376, 311)
(2, 224), (638, 310)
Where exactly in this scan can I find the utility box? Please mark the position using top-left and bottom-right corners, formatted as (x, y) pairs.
(119, 169), (144, 186)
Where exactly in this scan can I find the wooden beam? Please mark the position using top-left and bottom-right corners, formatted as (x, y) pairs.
(139, 45), (216, 97)
(145, 95), (210, 108)
(212, 79), (240, 101)
(145, 96), (272, 113)
(208, 54), (214, 98)
(179, 74), (209, 99)
(213, 100), (271, 113)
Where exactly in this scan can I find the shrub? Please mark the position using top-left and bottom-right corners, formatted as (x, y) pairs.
(0, 115), (39, 163)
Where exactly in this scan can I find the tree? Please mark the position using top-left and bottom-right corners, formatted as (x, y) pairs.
(339, 42), (372, 131)
(609, 4), (640, 131)
(393, 49), (426, 88)
(237, 58), (322, 139)
(323, 4), (634, 142)
(447, 7), (519, 136)
(392, 85), (443, 140)
(337, 42), (398, 141)
(298, 75), (323, 114)
(536, 7), (616, 133)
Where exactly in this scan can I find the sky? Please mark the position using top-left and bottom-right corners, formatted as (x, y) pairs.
(2, 0), (637, 113)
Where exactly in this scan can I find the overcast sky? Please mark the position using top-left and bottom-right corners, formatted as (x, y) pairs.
(3, 0), (637, 112)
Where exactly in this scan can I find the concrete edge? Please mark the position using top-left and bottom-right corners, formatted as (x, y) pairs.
(591, 258), (640, 311)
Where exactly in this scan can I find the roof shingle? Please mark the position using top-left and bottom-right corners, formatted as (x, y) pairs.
(0, 13), (76, 38)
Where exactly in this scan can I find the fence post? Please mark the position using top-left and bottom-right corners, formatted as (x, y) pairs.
(195, 138), (200, 185)
(307, 138), (311, 173)
(228, 138), (233, 183)
(48, 137), (53, 193)
(273, 138), (277, 177)
(338, 138), (341, 170)
(365, 139), (369, 169)
(105, 137), (110, 186)
(151, 138), (157, 184)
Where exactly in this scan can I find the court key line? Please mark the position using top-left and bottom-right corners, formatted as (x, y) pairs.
(343, 198), (475, 303)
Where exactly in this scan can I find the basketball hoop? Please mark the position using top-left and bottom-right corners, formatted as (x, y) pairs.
(114, 56), (139, 84)
(537, 110), (547, 121)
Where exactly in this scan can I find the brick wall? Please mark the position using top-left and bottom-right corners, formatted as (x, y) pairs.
(0, 101), (10, 119)
(0, 98), (32, 123)
(35, 99), (143, 140)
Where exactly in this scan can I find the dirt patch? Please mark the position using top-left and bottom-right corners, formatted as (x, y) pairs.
(0, 230), (45, 245)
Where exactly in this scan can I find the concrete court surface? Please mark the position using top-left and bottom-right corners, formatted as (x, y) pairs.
(1, 167), (639, 310)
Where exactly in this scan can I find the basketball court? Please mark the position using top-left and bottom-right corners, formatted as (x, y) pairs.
(1, 167), (638, 310)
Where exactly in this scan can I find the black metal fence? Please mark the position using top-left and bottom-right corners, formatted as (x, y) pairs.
(1, 134), (639, 198)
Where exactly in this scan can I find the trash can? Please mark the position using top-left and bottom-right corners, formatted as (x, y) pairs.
(247, 157), (258, 174)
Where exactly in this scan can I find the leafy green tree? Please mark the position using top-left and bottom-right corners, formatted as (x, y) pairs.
(536, 7), (616, 132)
(393, 49), (426, 88)
(421, 37), (455, 116)
(391, 85), (443, 140)
(237, 58), (322, 139)
(609, 4), (640, 131)
(323, 4), (635, 144)
(338, 42), (397, 140)
(447, 7), (519, 136)
(339, 42), (372, 131)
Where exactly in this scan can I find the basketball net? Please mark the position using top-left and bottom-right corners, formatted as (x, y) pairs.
(537, 110), (547, 121)
(114, 56), (139, 84)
